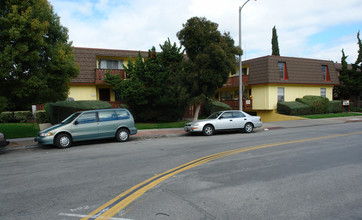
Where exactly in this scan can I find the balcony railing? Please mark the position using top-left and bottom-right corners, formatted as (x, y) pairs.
(96, 69), (126, 84)
(222, 99), (252, 111)
(223, 75), (248, 88)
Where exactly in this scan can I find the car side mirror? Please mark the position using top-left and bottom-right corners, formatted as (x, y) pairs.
(74, 121), (79, 125)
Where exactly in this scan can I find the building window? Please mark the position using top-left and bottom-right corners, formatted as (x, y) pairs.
(278, 62), (288, 80)
(278, 87), (285, 102)
(234, 67), (248, 76)
(234, 90), (239, 100)
(221, 91), (233, 101)
(98, 59), (124, 70)
(322, 65), (330, 81)
(321, 88), (326, 97)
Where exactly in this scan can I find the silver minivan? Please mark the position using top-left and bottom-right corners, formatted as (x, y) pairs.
(35, 108), (137, 148)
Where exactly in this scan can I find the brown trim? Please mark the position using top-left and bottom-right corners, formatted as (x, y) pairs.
(74, 46), (148, 54)
(70, 82), (95, 86)
(249, 83), (339, 86)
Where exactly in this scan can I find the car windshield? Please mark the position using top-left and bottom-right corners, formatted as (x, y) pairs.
(207, 112), (223, 119)
(61, 112), (81, 124)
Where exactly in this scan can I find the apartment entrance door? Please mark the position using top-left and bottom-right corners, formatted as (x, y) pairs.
(99, 88), (110, 101)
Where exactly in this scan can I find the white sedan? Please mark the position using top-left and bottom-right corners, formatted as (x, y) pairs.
(184, 110), (262, 136)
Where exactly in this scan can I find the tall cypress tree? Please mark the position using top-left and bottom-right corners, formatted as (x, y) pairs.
(336, 32), (362, 102)
(271, 26), (280, 56)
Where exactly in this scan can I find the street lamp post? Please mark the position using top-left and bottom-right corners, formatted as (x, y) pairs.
(239, 0), (255, 110)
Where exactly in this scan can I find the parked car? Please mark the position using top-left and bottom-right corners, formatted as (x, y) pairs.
(35, 108), (137, 148)
(184, 110), (262, 136)
(0, 132), (9, 147)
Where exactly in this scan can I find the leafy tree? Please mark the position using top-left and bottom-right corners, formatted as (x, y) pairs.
(271, 26), (280, 56)
(106, 39), (189, 122)
(336, 32), (362, 104)
(177, 17), (241, 120)
(0, 0), (79, 110)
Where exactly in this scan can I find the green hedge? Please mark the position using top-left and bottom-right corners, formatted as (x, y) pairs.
(0, 111), (32, 123)
(14, 111), (32, 123)
(0, 112), (13, 123)
(45, 100), (112, 124)
(328, 101), (342, 113)
(278, 96), (343, 116)
(296, 96), (330, 114)
(277, 101), (311, 115)
(0, 96), (7, 113)
(35, 110), (50, 124)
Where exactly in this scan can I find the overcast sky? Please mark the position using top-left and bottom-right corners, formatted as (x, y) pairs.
(48, 0), (362, 63)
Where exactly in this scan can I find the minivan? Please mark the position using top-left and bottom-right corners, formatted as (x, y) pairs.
(35, 108), (137, 148)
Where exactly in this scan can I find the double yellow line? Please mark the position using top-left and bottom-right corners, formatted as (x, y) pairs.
(82, 131), (362, 220)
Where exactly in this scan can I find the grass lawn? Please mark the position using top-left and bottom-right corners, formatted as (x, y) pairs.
(136, 121), (189, 130)
(300, 112), (362, 119)
(0, 123), (40, 139)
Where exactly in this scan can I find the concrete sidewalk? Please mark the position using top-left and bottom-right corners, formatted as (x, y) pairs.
(5, 116), (362, 151)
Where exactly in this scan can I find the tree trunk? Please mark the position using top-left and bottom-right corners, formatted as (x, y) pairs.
(193, 103), (201, 121)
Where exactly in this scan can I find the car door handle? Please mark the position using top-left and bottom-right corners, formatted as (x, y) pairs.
(244, 119), (247, 120)
(229, 119), (233, 121)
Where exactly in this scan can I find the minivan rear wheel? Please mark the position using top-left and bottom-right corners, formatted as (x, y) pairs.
(116, 128), (129, 142)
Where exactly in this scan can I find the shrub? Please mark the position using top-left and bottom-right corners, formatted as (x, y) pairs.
(204, 100), (232, 116)
(328, 101), (342, 113)
(14, 111), (32, 123)
(35, 110), (50, 124)
(45, 100), (112, 124)
(0, 112), (13, 123)
(0, 96), (7, 113)
(277, 101), (311, 115)
(296, 96), (329, 114)
(119, 104), (129, 109)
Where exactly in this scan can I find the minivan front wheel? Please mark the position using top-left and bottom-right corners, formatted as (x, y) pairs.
(55, 133), (72, 148)
(116, 128), (129, 142)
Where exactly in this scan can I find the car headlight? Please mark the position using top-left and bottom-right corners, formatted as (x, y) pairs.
(39, 132), (53, 137)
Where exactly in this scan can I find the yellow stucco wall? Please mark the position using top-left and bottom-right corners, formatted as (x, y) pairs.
(255, 110), (305, 122)
(69, 85), (97, 100)
(252, 85), (271, 110)
(69, 85), (116, 101)
(252, 84), (334, 110)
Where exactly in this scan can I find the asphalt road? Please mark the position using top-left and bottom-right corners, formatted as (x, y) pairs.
(0, 122), (361, 220)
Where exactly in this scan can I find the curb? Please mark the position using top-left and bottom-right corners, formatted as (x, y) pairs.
(4, 116), (362, 151)
(5, 129), (188, 151)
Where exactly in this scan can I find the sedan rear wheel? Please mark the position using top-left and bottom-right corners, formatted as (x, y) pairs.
(203, 125), (214, 136)
(244, 123), (254, 133)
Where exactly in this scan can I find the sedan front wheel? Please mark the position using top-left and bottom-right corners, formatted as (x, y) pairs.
(202, 125), (214, 136)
